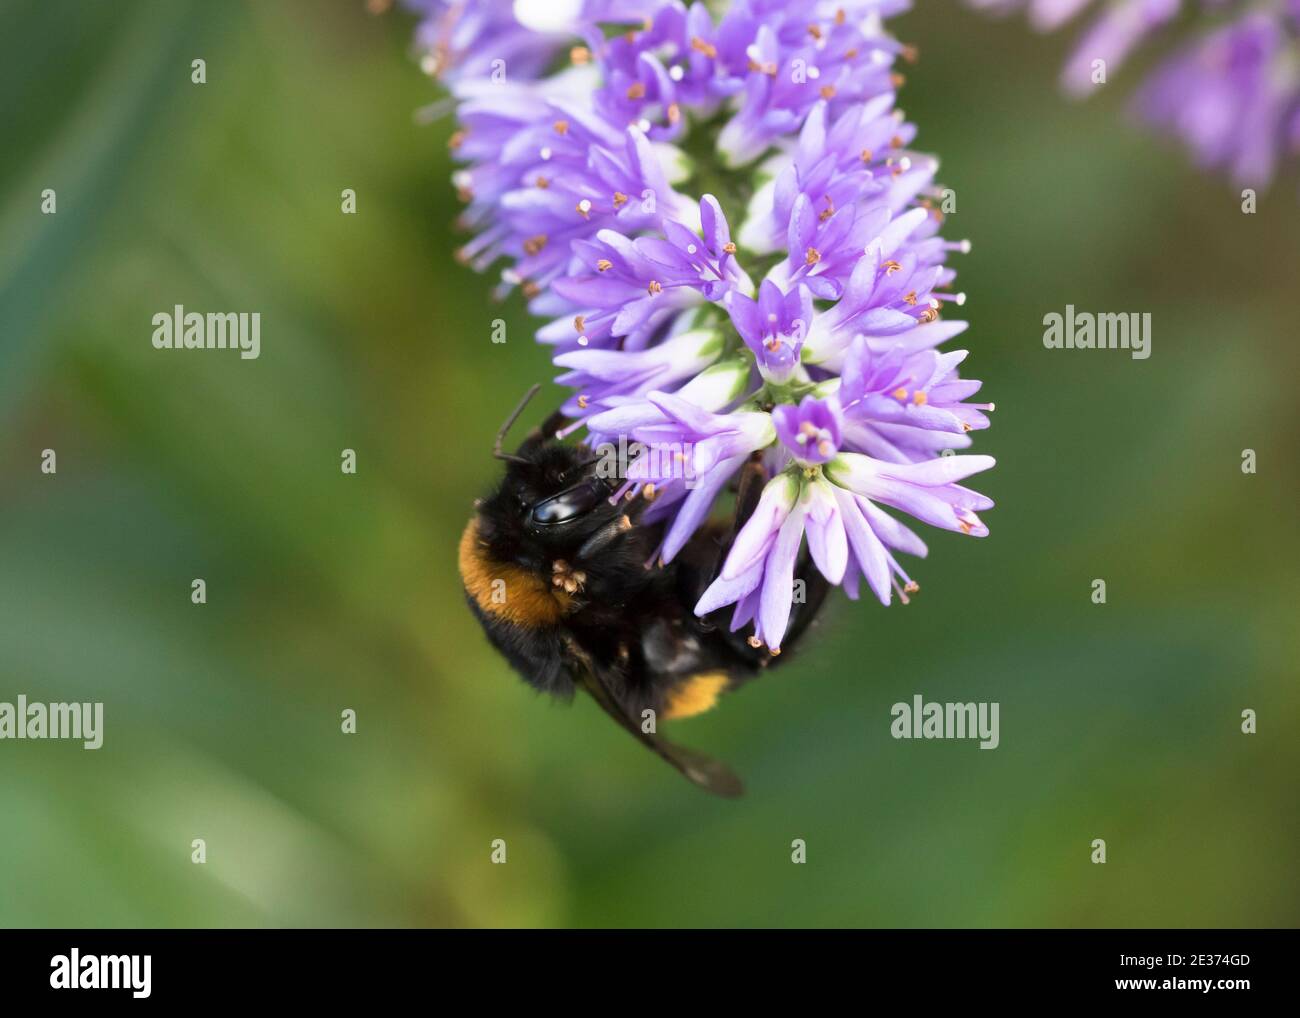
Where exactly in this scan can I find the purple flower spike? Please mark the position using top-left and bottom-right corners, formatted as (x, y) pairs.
(419, 0), (996, 655)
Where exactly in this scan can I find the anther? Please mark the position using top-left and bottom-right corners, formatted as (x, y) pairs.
(691, 37), (717, 59)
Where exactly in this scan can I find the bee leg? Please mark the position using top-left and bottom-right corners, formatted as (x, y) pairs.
(517, 406), (569, 453)
(576, 512), (634, 560)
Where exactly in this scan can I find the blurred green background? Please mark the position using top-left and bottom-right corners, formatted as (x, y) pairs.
(1, 0), (1296, 928)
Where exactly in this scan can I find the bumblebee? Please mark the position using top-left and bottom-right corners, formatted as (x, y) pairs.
(458, 386), (828, 797)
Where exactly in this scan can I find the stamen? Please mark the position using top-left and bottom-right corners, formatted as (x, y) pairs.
(647, 280), (662, 295)
(691, 36), (717, 59)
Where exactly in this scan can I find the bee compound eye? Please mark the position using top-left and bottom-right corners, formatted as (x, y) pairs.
(529, 480), (604, 527)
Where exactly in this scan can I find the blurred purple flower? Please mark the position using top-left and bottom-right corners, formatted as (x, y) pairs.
(974, 0), (1300, 188)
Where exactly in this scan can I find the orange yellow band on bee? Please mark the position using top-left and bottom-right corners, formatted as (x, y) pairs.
(459, 519), (571, 627)
(663, 671), (729, 719)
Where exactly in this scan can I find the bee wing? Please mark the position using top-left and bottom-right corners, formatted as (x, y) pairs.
(566, 640), (743, 799)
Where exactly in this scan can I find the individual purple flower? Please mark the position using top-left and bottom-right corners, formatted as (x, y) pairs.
(694, 472), (809, 651)
(1060, 0), (1180, 97)
(536, 195), (753, 354)
(697, 416), (994, 649)
(837, 330), (994, 462)
(1135, 10), (1300, 186)
(713, 2), (908, 167)
(725, 280), (813, 383)
(826, 451), (994, 610)
(584, 356), (754, 441)
(619, 392), (776, 564)
(773, 394), (843, 465)
(407, 0), (566, 85)
(801, 228), (964, 370)
(552, 324), (724, 425)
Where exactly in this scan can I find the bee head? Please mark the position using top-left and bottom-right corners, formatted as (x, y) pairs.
(476, 442), (620, 567)
(473, 386), (626, 571)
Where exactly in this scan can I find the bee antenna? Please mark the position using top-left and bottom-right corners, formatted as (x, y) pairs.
(493, 384), (542, 465)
